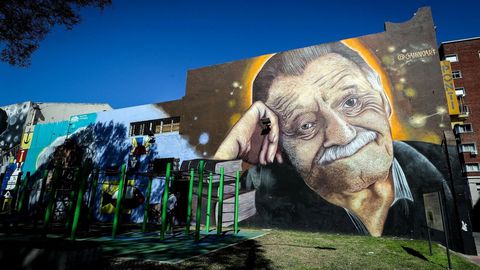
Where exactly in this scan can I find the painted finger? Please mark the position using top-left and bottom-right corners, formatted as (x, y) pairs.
(266, 136), (278, 163)
(215, 102), (264, 160)
(275, 150), (283, 164)
(265, 108), (279, 145)
(259, 134), (270, 165)
(263, 104), (280, 163)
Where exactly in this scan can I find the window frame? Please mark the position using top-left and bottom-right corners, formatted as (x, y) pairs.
(455, 87), (466, 96)
(452, 70), (462, 79)
(464, 163), (480, 173)
(445, 54), (459, 62)
(459, 142), (477, 154)
(455, 123), (474, 134)
(129, 116), (181, 136)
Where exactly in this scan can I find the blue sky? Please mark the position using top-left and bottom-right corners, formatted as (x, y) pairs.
(1, 0), (479, 108)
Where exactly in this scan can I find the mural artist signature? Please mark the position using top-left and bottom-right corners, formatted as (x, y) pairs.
(396, 48), (436, 61)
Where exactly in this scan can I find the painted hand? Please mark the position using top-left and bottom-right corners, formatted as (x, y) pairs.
(214, 101), (283, 165)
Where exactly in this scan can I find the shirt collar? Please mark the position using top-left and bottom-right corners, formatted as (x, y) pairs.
(391, 157), (413, 205)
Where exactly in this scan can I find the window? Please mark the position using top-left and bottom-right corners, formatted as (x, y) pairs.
(460, 104), (470, 116)
(459, 143), (477, 154)
(129, 116), (180, 136)
(464, 163), (480, 173)
(445, 54), (458, 62)
(452, 70), (462, 79)
(455, 87), (466, 96)
(455, 123), (473, 134)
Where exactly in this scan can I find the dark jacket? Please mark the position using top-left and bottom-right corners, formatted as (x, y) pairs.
(244, 141), (454, 243)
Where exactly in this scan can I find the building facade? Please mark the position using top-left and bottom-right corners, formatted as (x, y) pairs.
(0, 102), (111, 211)
(2, 7), (476, 254)
(439, 37), (480, 231)
(0, 101), (112, 155)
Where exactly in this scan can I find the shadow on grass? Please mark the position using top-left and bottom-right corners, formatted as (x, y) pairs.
(106, 239), (274, 269)
(0, 238), (105, 270)
(315, 246), (337, 250)
(401, 246), (429, 261)
(262, 243), (336, 250)
(401, 246), (450, 269)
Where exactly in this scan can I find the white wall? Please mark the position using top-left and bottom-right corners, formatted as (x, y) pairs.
(35, 102), (112, 124)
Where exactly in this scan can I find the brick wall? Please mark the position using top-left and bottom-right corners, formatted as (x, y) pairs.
(441, 38), (480, 177)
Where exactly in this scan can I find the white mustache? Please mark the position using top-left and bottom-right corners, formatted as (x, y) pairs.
(318, 129), (377, 165)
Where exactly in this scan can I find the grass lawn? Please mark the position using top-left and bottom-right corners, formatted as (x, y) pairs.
(111, 229), (480, 269)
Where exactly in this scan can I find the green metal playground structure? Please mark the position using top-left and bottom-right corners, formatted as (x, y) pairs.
(1, 160), (243, 243)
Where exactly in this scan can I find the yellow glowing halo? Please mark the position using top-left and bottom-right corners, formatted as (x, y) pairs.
(226, 53), (273, 128)
(214, 54), (274, 129)
(242, 54), (274, 105)
(342, 38), (408, 141)
(241, 40), (411, 142)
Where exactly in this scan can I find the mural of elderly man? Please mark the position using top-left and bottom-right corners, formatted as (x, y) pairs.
(214, 41), (452, 237)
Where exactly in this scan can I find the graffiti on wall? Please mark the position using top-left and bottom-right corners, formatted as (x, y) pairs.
(101, 180), (145, 214)
(0, 102), (31, 206)
(13, 7), (474, 254)
(0, 102), (31, 150)
(179, 7), (475, 253)
(212, 39), (449, 237)
(23, 104), (199, 222)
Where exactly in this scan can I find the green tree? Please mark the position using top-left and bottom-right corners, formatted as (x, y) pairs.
(0, 0), (111, 67)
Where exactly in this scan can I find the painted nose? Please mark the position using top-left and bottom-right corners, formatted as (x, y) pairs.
(322, 112), (356, 148)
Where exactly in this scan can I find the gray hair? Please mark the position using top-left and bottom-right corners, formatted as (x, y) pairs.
(252, 42), (391, 117)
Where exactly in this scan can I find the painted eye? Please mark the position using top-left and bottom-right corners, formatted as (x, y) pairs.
(300, 122), (314, 130)
(344, 97), (358, 108)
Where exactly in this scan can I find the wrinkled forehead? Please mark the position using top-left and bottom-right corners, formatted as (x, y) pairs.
(265, 53), (372, 105)
(303, 53), (365, 81)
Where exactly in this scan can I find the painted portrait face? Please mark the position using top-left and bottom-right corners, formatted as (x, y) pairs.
(264, 53), (394, 199)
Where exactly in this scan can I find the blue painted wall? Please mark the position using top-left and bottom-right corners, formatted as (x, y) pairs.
(24, 103), (199, 223)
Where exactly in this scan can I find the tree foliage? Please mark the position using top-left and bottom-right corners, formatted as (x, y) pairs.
(0, 0), (111, 67)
